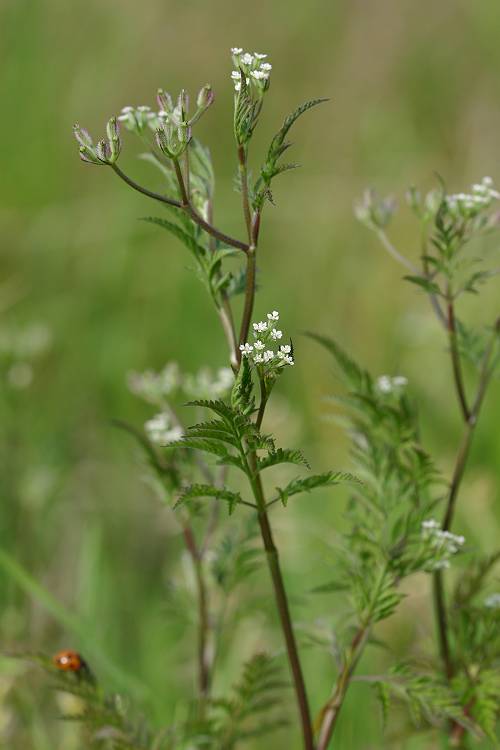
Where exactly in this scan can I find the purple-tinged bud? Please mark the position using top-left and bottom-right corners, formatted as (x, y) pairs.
(196, 84), (214, 110)
(177, 89), (189, 117)
(155, 126), (171, 156)
(79, 145), (99, 164)
(157, 89), (173, 113)
(106, 116), (121, 162)
(106, 116), (119, 142)
(96, 139), (111, 163)
(73, 124), (94, 149)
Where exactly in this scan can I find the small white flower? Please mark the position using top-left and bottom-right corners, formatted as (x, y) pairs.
(137, 105), (151, 112)
(267, 310), (279, 321)
(270, 329), (283, 340)
(263, 350), (275, 363)
(254, 340), (265, 350)
(260, 62), (272, 71)
(253, 52), (267, 59)
(250, 69), (269, 81)
(392, 375), (408, 387)
(253, 353), (264, 364)
(484, 593), (500, 609)
(239, 343), (253, 355)
(253, 321), (268, 333)
(231, 47), (243, 55)
(483, 176), (493, 187)
(422, 519), (440, 530)
(241, 53), (254, 65)
(231, 70), (241, 80)
(280, 344), (291, 354)
(145, 413), (183, 446)
(377, 375), (393, 393)
(121, 106), (134, 113)
(283, 355), (294, 366)
(234, 82), (241, 92)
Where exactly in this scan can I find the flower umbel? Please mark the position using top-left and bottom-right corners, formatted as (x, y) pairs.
(239, 310), (294, 376)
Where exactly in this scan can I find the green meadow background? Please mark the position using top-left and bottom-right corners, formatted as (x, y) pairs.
(1, 0), (500, 747)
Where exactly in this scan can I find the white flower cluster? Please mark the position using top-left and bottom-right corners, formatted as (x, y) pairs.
(421, 519), (465, 571)
(117, 105), (162, 133)
(128, 363), (181, 405)
(446, 176), (500, 217)
(183, 367), (234, 400)
(484, 593), (500, 609)
(144, 412), (183, 446)
(376, 374), (408, 394)
(128, 363), (234, 405)
(239, 311), (294, 372)
(230, 48), (272, 92)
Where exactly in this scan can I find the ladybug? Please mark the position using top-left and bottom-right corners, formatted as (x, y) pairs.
(53, 650), (93, 681)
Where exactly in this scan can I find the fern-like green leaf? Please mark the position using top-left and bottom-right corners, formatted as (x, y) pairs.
(257, 448), (310, 472)
(175, 484), (244, 515)
(275, 470), (359, 506)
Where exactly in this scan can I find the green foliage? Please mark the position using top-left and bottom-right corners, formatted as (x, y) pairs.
(374, 665), (474, 731)
(175, 483), (244, 515)
(253, 98), (328, 210)
(273, 470), (359, 507)
(210, 653), (288, 748)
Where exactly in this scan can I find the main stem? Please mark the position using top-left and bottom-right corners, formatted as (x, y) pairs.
(249, 465), (314, 750)
(236, 144), (313, 746)
(432, 311), (497, 682)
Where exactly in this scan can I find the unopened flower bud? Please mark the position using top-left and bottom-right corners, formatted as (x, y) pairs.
(177, 89), (189, 118)
(73, 124), (94, 149)
(96, 139), (111, 163)
(196, 84), (214, 110)
(157, 89), (173, 114)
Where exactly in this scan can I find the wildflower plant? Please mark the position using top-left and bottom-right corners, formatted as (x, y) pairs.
(23, 47), (500, 750)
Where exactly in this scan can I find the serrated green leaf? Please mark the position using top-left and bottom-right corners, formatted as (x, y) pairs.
(257, 448), (310, 473)
(403, 274), (442, 295)
(275, 471), (359, 506)
(141, 216), (205, 259)
(175, 484), (243, 515)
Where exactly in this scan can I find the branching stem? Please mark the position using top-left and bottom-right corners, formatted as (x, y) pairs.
(111, 162), (249, 252)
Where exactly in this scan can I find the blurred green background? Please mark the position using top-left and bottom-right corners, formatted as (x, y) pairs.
(1, 0), (500, 747)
